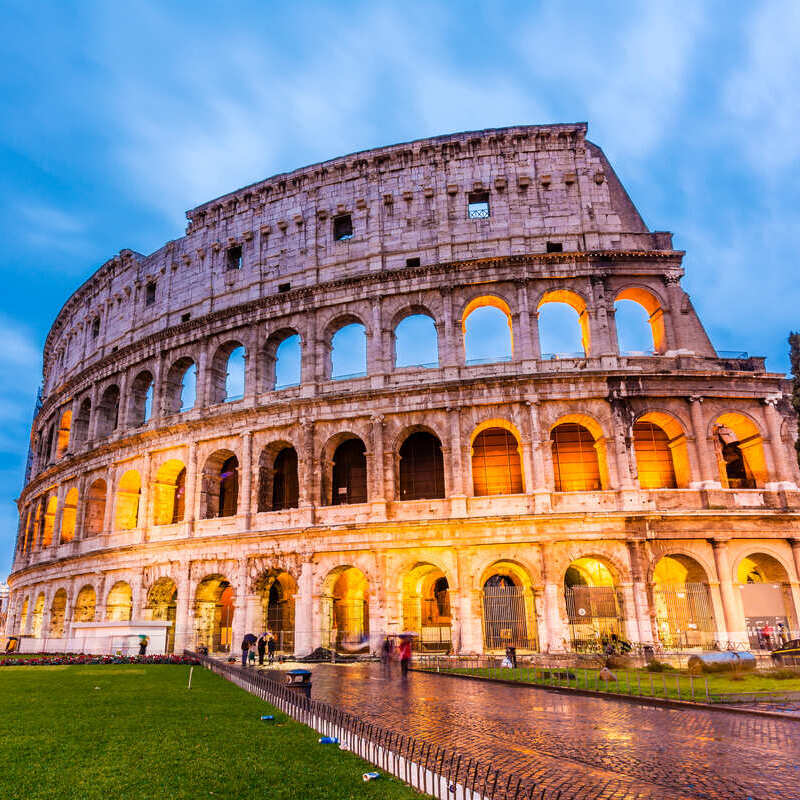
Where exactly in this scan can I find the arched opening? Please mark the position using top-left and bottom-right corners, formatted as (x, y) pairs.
(106, 581), (132, 621)
(330, 322), (367, 380)
(31, 502), (43, 551)
(481, 562), (537, 651)
(146, 578), (177, 653)
(322, 566), (369, 653)
(74, 398), (91, 445)
(538, 290), (589, 358)
(255, 570), (297, 653)
(399, 431), (445, 500)
(551, 421), (604, 492)
(19, 597), (29, 635)
(194, 575), (234, 653)
(114, 470), (141, 530)
(564, 558), (622, 651)
(49, 589), (67, 638)
(330, 438), (367, 505)
(31, 593), (45, 638)
(614, 288), (665, 354)
(265, 330), (301, 390)
(96, 385), (120, 438)
(257, 443), (299, 512)
(634, 412), (690, 488)
(152, 459), (186, 525)
(200, 450), (239, 519)
(736, 553), (796, 649)
(714, 413), (768, 488)
(394, 314), (439, 368)
(402, 564), (452, 652)
(164, 357), (196, 414)
(60, 487), (79, 542)
(55, 410), (72, 458)
(471, 426), (523, 496)
(463, 297), (513, 365)
(209, 342), (246, 403)
(129, 370), (154, 426)
(652, 555), (715, 648)
(43, 423), (55, 463)
(85, 478), (107, 536)
(73, 585), (96, 623)
(41, 495), (57, 548)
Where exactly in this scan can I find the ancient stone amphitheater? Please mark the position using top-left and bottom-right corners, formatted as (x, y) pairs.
(6, 123), (800, 658)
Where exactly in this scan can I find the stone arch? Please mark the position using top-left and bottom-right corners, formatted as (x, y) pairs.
(200, 449), (239, 519)
(324, 314), (368, 380)
(650, 554), (716, 648)
(549, 413), (609, 492)
(194, 574), (234, 653)
(462, 294), (513, 364)
(614, 286), (667, 354)
(392, 306), (439, 369)
(96, 384), (121, 438)
(106, 581), (132, 621)
(712, 411), (769, 488)
(321, 565), (370, 653)
(128, 369), (155, 426)
(55, 409), (72, 458)
(85, 478), (107, 536)
(397, 426), (445, 501)
(537, 288), (590, 357)
(401, 562), (452, 652)
(469, 419), (524, 496)
(49, 588), (68, 638)
(145, 577), (177, 653)
(114, 469), (141, 530)
(19, 595), (29, 635)
(73, 397), (91, 445)
(163, 356), (197, 414)
(41, 494), (57, 548)
(734, 551), (796, 646)
(479, 560), (538, 651)
(31, 592), (45, 637)
(73, 584), (96, 622)
(60, 487), (79, 542)
(321, 433), (368, 506)
(254, 569), (297, 653)
(264, 327), (302, 390)
(257, 441), (299, 512)
(209, 340), (247, 404)
(153, 459), (186, 525)
(634, 410), (691, 488)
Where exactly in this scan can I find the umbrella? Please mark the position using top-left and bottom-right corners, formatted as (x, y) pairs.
(244, 633), (257, 645)
(399, 631), (419, 638)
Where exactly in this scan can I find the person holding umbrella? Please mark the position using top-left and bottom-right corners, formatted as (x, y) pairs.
(256, 632), (268, 665)
(398, 632), (416, 677)
(241, 633), (257, 666)
(138, 634), (149, 656)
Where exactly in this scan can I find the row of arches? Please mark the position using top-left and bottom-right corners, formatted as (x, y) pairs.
(19, 410), (774, 553)
(16, 550), (797, 654)
(35, 285), (673, 469)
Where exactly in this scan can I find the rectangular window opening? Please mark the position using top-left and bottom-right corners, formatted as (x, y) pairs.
(277, 282), (291, 293)
(546, 241), (563, 253)
(181, 312), (191, 323)
(405, 257), (421, 268)
(91, 319), (100, 339)
(333, 214), (353, 241)
(145, 281), (157, 307)
(467, 192), (490, 219)
(226, 245), (243, 271)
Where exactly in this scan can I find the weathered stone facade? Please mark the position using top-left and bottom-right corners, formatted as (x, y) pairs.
(7, 123), (800, 656)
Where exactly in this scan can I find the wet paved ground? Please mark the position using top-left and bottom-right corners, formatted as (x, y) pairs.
(307, 663), (800, 800)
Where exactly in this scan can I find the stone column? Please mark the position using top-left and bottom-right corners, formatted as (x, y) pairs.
(540, 544), (568, 652)
(172, 566), (191, 653)
(370, 416), (387, 519)
(711, 539), (747, 642)
(51, 483), (66, 551)
(230, 559), (249, 652)
(102, 466), (116, 534)
(764, 398), (796, 487)
(138, 451), (152, 539)
(194, 342), (209, 409)
(243, 342), (257, 403)
(129, 572), (144, 622)
(74, 476), (88, 541)
(293, 559), (314, 655)
(239, 430), (253, 528)
(448, 407), (467, 515)
(298, 420), (315, 517)
(688, 396), (720, 487)
(95, 574), (108, 623)
(184, 441), (198, 531)
(439, 288), (459, 371)
(514, 280), (534, 361)
(300, 314), (317, 391)
(626, 540), (653, 643)
(662, 273), (687, 352)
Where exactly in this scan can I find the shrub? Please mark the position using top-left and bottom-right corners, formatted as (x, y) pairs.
(646, 660), (675, 672)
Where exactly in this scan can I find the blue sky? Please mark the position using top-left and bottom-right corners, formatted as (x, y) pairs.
(1, 0), (799, 578)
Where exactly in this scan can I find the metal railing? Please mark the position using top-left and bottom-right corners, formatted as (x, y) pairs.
(716, 350), (749, 359)
(465, 355), (513, 366)
(188, 651), (562, 799)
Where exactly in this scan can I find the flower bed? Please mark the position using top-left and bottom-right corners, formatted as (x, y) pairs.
(0, 653), (200, 666)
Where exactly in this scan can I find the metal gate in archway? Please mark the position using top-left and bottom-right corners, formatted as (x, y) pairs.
(653, 582), (715, 648)
(322, 596), (369, 653)
(481, 585), (537, 650)
(565, 586), (622, 651)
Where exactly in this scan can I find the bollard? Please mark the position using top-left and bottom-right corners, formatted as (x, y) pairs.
(286, 669), (312, 699)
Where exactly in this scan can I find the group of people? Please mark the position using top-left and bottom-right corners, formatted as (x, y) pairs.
(758, 622), (789, 650)
(240, 631), (278, 666)
(380, 635), (413, 676)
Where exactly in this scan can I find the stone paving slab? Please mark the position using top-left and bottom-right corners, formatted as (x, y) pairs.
(308, 662), (800, 800)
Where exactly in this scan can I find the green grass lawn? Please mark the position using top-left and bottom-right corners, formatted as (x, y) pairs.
(422, 665), (800, 702)
(0, 665), (427, 800)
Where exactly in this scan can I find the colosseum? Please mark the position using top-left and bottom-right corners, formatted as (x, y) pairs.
(5, 122), (800, 658)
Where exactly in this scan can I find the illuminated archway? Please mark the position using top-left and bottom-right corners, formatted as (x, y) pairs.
(651, 555), (715, 648)
(19, 596), (29, 635)
(114, 470), (141, 530)
(322, 566), (369, 653)
(153, 459), (186, 525)
(255, 570), (297, 653)
(614, 287), (665, 354)
(146, 578), (177, 653)
(634, 412), (690, 488)
(564, 557), (622, 650)
(402, 563), (452, 652)
(60, 487), (79, 542)
(73, 585), (96, 623)
(713, 413), (768, 488)
(462, 296), (513, 364)
(550, 416), (607, 491)
(55, 410), (72, 458)
(480, 561), (537, 651)
(85, 478), (107, 536)
(736, 553), (796, 649)
(538, 289), (589, 357)
(49, 589), (67, 638)
(106, 581), (132, 621)
(41, 494), (58, 548)
(471, 422), (524, 496)
(31, 593), (45, 638)
(398, 430), (445, 500)
(194, 575), (234, 653)
(200, 450), (239, 518)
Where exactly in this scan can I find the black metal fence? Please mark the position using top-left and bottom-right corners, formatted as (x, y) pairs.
(187, 651), (562, 800)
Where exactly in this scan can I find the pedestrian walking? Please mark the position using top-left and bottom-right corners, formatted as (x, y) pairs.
(381, 635), (393, 676)
(257, 632), (268, 665)
(267, 634), (277, 664)
(138, 635), (149, 656)
(241, 636), (250, 666)
(778, 622), (789, 644)
(398, 636), (412, 677)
